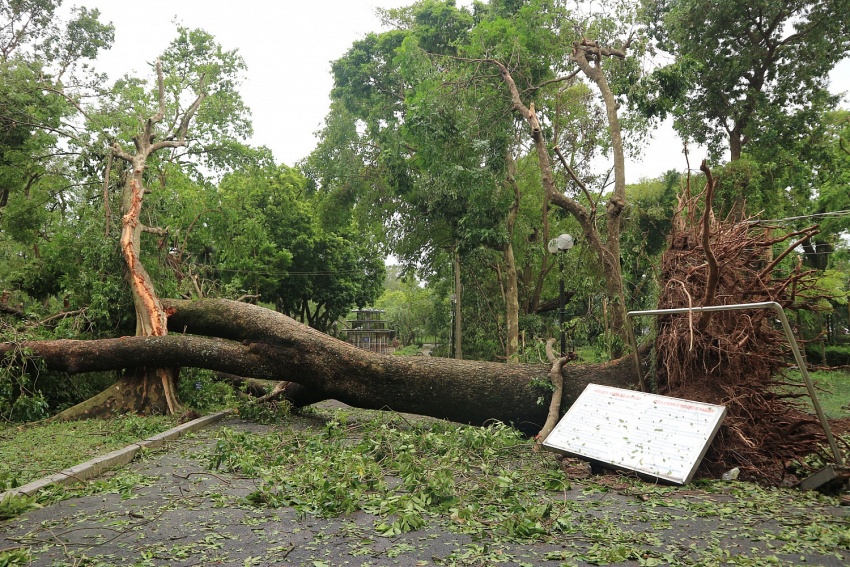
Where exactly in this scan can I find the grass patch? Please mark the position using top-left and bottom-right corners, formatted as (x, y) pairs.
(784, 367), (850, 418)
(0, 414), (177, 489)
(574, 345), (608, 363)
(392, 344), (423, 356)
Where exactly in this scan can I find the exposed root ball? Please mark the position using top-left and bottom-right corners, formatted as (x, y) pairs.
(655, 169), (828, 485)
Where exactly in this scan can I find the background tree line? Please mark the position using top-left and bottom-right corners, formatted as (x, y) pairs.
(1, 0), (849, 419)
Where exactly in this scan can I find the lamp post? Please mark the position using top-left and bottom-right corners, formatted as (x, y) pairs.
(547, 233), (574, 357)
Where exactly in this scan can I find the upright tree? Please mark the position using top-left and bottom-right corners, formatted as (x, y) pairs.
(459, 0), (644, 354)
(643, 0), (850, 161)
(1, 1), (113, 286)
(54, 26), (253, 418)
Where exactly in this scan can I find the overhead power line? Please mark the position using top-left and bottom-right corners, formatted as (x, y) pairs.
(749, 209), (850, 224)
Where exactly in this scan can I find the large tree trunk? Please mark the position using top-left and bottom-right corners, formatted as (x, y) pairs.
(1, 299), (638, 428)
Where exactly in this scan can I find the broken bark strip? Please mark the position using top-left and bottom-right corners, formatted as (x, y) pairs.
(0, 299), (639, 429)
(537, 338), (567, 444)
(116, 176), (180, 416)
(121, 178), (167, 338)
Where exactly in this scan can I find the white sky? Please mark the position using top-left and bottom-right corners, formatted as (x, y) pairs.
(65, 0), (850, 183)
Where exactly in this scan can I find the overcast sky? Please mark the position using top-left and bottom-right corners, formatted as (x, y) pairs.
(65, 0), (850, 183)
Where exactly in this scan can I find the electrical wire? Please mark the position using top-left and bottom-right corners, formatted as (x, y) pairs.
(748, 209), (850, 224)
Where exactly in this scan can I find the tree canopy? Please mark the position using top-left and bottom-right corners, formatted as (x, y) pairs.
(0, 0), (848, 428)
(642, 0), (850, 161)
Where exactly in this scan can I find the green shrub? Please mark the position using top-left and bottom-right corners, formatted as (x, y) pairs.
(177, 368), (236, 412)
(805, 344), (850, 366)
(430, 343), (450, 357)
(9, 393), (48, 422)
(0, 337), (118, 420)
(46, 371), (117, 413)
(0, 348), (49, 422)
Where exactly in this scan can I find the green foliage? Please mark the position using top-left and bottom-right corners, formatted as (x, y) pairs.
(805, 345), (850, 369)
(0, 343), (49, 422)
(209, 415), (571, 539)
(316, 0), (518, 279)
(375, 267), (446, 346)
(177, 369), (236, 413)
(0, 544), (31, 566)
(643, 0), (850, 160)
(0, 322), (123, 416)
(621, 171), (678, 311)
(207, 164), (384, 333)
(1, 15), (383, 365)
(0, 493), (40, 521)
(0, 2), (113, 292)
(83, 25), (253, 174)
(234, 399), (291, 425)
(312, 0), (655, 361)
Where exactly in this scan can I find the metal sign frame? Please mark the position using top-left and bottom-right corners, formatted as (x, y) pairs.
(543, 384), (727, 484)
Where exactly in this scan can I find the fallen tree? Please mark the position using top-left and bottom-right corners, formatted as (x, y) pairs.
(655, 162), (835, 484)
(0, 298), (640, 429)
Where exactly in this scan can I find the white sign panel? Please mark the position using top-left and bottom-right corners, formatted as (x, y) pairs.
(542, 384), (726, 484)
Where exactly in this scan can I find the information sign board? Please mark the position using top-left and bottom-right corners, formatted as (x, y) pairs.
(542, 384), (726, 484)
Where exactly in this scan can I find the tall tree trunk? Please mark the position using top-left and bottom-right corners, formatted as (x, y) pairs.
(570, 41), (629, 355)
(118, 170), (180, 414)
(486, 54), (629, 355)
(730, 127), (743, 162)
(453, 248), (463, 360)
(504, 153), (522, 363)
(52, 60), (205, 419)
(504, 242), (520, 362)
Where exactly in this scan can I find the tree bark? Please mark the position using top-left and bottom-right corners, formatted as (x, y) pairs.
(504, 153), (522, 363)
(570, 41), (629, 354)
(504, 243), (520, 362)
(1, 299), (639, 428)
(71, 58), (207, 419)
(453, 248), (463, 360)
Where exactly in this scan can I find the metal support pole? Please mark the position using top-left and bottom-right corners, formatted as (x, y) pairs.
(449, 299), (455, 359)
(627, 301), (844, 467)
(559, 254), (566, 357)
